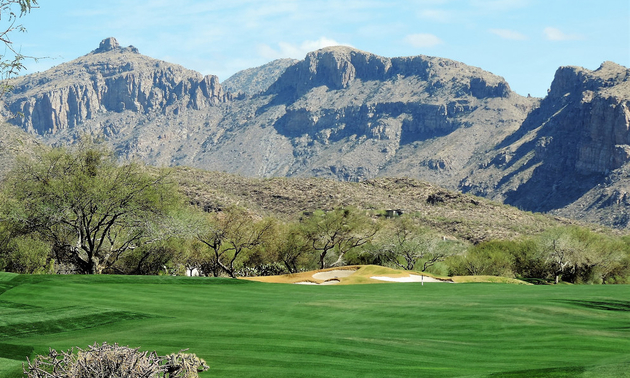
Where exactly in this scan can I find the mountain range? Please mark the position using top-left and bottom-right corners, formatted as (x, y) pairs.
(1, 37), (628, 230)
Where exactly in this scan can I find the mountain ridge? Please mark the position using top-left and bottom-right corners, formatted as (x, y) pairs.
(0, 37), (628, 230)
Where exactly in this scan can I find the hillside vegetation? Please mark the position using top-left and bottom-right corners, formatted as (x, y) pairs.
(173, 166), (581, 244)
(2, 144), (629, 284)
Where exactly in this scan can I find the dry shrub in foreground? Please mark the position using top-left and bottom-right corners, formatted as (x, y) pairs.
(23, 342), (209, 378)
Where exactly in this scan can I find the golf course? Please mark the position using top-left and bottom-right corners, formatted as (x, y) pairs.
(1, 269), (630, 377)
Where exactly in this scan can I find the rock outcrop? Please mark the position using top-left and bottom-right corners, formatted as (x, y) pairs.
(461, 61), (630, 216)
(523, 61), (630, 175)
(268, 46), (511, 100)
(3, 38), (230, 135)
(221, 58), (298, 96)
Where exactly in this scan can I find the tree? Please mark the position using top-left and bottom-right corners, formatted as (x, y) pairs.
(0, 0), (38, 91)
(1, 142), (185, 274)
(372, 216), (463, 272)
(197, 206), (275, 278)
(272, 223), (312, 273)
(538, 227), (587, 284)
(300, 208), (380, 269)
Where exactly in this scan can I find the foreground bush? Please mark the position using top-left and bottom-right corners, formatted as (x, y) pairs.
(23, 342), (209, 378)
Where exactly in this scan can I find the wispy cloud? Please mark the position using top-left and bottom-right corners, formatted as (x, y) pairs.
(471, 0), (530, 12)
(404, 33), (444, 48)
(543, 27), (583, 41)
(257, 37), (348, 60)
(418, 9), (452, 22)
(489, 28), (527, 40)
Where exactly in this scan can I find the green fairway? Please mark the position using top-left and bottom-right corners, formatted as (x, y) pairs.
(0, 273), (629, 377)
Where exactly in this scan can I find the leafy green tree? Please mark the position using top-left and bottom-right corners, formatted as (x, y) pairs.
(1, 143), (185, 274)
(0, 234), (51, 273)
(300, 208), (380, 269)
(371, 216), (463, 271)
(197, 206), (275, 278)
(508, 238), (548, 281)
(272, 223), (312, 273)
(448, 241), (515, 277)
(540, 228), (584, 284)
(533, 226), (627, 284)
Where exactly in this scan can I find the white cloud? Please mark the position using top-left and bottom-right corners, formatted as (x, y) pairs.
(489, 28), (527, 40)
(257, 37), (349, 60)
(544, 27), (583, 41)
(404, 33), (444, 48)
(471, 0), (530, 12)
(418, 9), (452, 22)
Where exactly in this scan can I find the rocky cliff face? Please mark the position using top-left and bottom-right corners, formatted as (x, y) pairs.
(524, 61), (630, 175)
(252, 46), (533, 181)
(268, 46), (510, 100)
(461, 61), (630, 217)
(3, 38), (230, 135)
(2, 39), (629, 229)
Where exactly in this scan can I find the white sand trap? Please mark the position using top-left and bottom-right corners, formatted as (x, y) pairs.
(370, 274), (447, 283)
(312, 269), (357, 280)
(295, 279), (340, 285)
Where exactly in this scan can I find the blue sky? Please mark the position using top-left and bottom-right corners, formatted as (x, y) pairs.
(7, 0), (630, 97)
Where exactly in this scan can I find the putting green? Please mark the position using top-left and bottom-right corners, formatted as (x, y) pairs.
(0, 272), (629, 377)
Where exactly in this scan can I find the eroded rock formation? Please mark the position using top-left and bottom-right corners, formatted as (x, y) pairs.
(3, 38), (229, 135)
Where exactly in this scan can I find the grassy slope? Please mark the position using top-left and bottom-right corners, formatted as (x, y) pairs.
(1, 273), (630, 377)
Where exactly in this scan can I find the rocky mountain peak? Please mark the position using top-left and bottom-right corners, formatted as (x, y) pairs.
(268, 46), (512, 102)
(549, 61), (629, 98)
(92, 37), (139, 55)
(2, 38), (228, 135)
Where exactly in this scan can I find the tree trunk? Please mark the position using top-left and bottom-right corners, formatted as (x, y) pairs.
(331, 253), (345, 267)
(319, 251), (327, 269)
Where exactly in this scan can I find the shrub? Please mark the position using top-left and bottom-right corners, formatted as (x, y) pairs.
(23, 342), (209, 378)
(447, 241), (515, 277)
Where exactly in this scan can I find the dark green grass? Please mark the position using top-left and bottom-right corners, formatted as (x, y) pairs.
(0, 272), (629, 377)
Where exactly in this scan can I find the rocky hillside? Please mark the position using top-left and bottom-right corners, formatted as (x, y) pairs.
(460, 62), (630, 227)
(2, 37), (229, 134)
(171, 167), (584, 244)
(200, 46), (536, 182)
(221, 58), (298, 96)
(0, 37), (628, 230)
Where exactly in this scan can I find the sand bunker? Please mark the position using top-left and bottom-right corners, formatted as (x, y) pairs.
(295, 279), (341, 285)
(370, 274), (448, 283)
(312, 269), (357, 280)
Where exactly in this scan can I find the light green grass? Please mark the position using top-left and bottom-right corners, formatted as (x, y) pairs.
(0, 274), (629, 377)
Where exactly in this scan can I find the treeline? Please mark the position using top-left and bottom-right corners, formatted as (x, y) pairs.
(1, 144), (630, 284)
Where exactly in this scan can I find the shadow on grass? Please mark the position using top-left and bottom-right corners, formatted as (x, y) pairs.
(559, 299), (630, 312)
(0, 344), (34, 361)
(10, 275), (253, 286)
(0, 301), (41, 310)
(0, 310), (159, 339)
(489, 366), (586, 377)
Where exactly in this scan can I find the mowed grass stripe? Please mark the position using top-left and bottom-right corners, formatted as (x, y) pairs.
(0, 310), (157, 339)
(1, 275), (630, 377)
